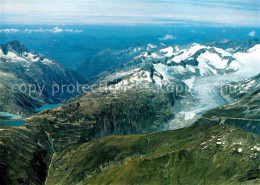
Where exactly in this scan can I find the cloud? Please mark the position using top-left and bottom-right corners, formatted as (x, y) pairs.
(248, 31), (256, 37)
(51, 27), (63, 33)
(0, 28), (20, 33)
(24, 27), (83, 33)
(159, 34), (176, 41)
(1, 0), (260, 26)
(64, 29), (83, 33)
(0, 27), (83, 33)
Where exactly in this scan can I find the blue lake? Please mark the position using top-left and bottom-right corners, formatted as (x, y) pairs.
(0, 112), (25, 126)
(35, 104), (62, 112)
(0, 104), (61, 126)
(0, 120), (26, 126)
(0, 112), (22, 119)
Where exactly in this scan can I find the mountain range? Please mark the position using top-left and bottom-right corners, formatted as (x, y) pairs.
(0, 40), (259, 185)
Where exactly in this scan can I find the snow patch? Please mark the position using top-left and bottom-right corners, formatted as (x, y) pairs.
(214, 47), (231, 57)
(160, 47), (174, 57)
(23, 52), (40, 62)
(251, 146), (260, 151)
(42, 58), (53, 65)
(172, 43), (206, 63)
(180, 111), (196, 121)
(198, 51), (228, 69)
(154, 63), (173, 82)
(0, 49), (27, 63)
(233, 44), (260, 77)
(147, 44), (157, 49)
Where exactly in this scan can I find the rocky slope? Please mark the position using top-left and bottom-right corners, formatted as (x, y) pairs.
(76, 45), (155, 79)
(221, 73), (260, 103)
(0, 40), (85, 116)
(46, 124), (260, 185)
(25, 65), (188, 151)
(203, 39), (260, 51)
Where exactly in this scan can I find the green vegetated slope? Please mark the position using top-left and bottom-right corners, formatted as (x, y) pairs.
(46, 124), (260, 185)
(0, 125), (53, 185)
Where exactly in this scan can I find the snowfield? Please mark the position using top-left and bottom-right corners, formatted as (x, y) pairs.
(154, 43), (260, 130)
(233, 44), (260, 77)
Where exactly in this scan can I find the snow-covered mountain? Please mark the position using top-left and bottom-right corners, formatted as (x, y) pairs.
(22, 40), (260, 154)
(90, 40), (260, 129)
(1, 39), (259, 125)
(0, 40), (85, 115)
(94, 40), (259, 83)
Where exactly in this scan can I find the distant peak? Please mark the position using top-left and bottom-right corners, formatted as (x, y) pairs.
(1, 40), (28, 55)
(8, 40), (22, 45)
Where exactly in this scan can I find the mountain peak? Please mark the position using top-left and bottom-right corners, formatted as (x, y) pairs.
(1, 40), (28, 55)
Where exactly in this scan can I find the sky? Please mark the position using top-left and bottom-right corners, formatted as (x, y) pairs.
(0, 0), (260, 26)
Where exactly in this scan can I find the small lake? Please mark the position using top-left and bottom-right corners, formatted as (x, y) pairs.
(0, 120), (26, 126)
(0, 104), (61, 126)
(0, 112), (25, 126)
(35, 104), (62, 112)
(0, 112), (22, 119)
